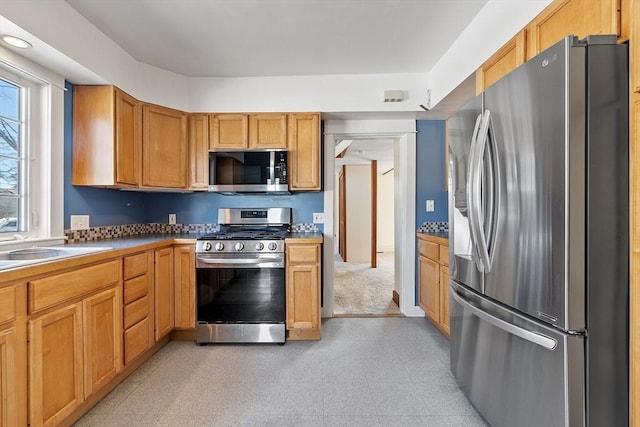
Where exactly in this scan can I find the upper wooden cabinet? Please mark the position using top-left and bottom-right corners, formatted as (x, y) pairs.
(527, 0), (621, 58)
(188, 114), (210, 190)
(476, 30), (527, 94)
(250, 113), (288, 149)
(209, 114), (249, 150)
(142, 104), (188, 188)
(288, 113), (321, 191)
(210, 113), (288, 150)
(73, 86), (141, 187)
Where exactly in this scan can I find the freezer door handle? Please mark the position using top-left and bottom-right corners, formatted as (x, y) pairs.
(451, 288), (558, 350)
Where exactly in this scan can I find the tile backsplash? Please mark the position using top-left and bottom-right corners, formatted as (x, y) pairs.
(417, 221), (449, 233)
(65, 222), (320, 243)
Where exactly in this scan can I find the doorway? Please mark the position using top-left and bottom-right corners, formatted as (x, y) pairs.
(321, 120), (423, 319)
(333, 141), (399, 316)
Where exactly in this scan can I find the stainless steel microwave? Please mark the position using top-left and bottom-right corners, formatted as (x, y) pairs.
(208, 150), (289, 194)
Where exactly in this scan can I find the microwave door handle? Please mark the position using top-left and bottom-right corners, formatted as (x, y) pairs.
(467, 113), (484, 272)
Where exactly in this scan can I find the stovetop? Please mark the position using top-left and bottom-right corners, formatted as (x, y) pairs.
(199, 225), (290, 241)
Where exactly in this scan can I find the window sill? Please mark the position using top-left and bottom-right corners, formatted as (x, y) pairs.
(0, 236), (67, 252)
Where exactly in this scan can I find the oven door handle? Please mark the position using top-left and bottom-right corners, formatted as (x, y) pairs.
(196, 255), (284, 269)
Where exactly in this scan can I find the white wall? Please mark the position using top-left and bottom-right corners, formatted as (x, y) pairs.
(345, 165), (372, 263)
(376, 171), (394, 253)
(428, 0), (553, 106)
(0, 0), (550, 113)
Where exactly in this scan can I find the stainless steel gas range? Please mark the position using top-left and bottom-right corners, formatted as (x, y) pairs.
(195, 207), (291, 344)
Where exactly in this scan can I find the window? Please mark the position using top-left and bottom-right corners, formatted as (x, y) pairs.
(0, 77), (25, 234)
(0, 52), (65, 246)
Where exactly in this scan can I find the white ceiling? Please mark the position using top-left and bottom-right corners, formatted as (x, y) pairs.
(55, 0), (490, 166)
(64, 0), (489, 78)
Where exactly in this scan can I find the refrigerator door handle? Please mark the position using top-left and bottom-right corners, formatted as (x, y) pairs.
(451, 287), (558, 351)
(467, 113), (484, 272)
(469, 111), (492, 272)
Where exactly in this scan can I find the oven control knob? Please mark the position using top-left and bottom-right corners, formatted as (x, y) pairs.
(203, 242), (212, 251)
(214, 242), (225, 251)
(255, 242), (265, 251)
(268, 242), (278, 251)
(234, 242), (244, 251)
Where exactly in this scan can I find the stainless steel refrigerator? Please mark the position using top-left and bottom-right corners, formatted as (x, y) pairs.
(448, 35), (628, 427)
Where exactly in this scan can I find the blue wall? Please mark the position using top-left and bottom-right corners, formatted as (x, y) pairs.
(415, 120), (448, 226)
(63, 82), (323, 229)
(145, 192), (323, 226)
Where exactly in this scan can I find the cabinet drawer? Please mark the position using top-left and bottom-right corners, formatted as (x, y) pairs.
(124, 317), (151, 365)
(123, 274), (149, 304)
(418, 240), (439, 260)
(286, 245), (320, 264)
(439, 245), (449, 266)
(124, 295), (149, 328)
(124, 252), (149, 280)
(29, 260), (121, 314)
(0, 286), (16, 324)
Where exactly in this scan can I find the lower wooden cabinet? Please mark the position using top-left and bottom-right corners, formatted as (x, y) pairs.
(123, 251), (154, 365)
(83, 287), (122, 397)
(285, 242), (322, 340)
(0, 282), (26, 427)
(154, 247), (175, 341)
(174, 244), (195, 329)
(29, 303), (84, 427)
(417, 234), (450, 337)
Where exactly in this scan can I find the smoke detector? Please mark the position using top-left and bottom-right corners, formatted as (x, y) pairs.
(383, 90), (404, 102)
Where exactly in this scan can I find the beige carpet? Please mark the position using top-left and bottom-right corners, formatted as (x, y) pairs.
(333, 252), (401, 316)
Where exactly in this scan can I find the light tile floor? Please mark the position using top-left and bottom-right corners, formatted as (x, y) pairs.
(74, 317), (488, 427)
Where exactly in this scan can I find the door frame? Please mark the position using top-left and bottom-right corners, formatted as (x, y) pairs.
(322, 120), (422, 317)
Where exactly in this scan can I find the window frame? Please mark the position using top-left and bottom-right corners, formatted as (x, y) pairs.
(0, 49), (65, 249)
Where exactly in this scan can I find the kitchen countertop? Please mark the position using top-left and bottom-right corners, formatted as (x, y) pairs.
(0, 232), (324, 281)
(416, 231), (449, 245)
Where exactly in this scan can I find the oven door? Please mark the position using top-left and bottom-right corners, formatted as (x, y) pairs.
(196, 253), (286, 343)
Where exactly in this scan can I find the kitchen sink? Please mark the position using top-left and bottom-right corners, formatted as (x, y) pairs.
(0, 246), (112, 270)
(5, 247), (61, 260)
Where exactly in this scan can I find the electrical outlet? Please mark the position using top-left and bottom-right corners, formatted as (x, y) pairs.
(312, 212), (324, 224)
(70, 215), (90, 230)
(168, 214), (177, 224)
(426, 200), (435, 212)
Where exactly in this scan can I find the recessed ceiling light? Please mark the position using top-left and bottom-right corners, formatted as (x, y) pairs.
(2, 35), (32, 49)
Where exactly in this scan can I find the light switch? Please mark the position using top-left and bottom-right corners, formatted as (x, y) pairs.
(168, 214), (177, 224)
(426, 200), (435, 212)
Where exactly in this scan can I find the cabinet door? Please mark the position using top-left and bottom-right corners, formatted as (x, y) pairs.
(527, 0), (619, 57)
(476, 30), (526, 94)
(633, 0), (639, 93)
(188, 114), (210, 190)
(0, 327), (17, 427)
(286, 264), (320, 330)
(154, 247), (174, 341)
(250, 113), (287, 149)
(174, 245), (195, 329)
(288, 113), (321, 190)
(440, 265), (450, 337)
(418, 255), (440, 322)
(114, 88), (141, 186)
(29, 304), (83, 427)
(209, 114), (249, 150)
(83, 287), (122, 398)
(142, 104), (188, 188)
